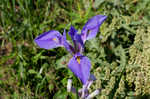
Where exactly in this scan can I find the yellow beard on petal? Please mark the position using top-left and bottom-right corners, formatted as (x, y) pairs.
(77, 57), (80, 64)
(53, 38), (57, 41)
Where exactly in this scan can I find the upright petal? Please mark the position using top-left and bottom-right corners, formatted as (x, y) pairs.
(74, 34), (84, 48)
(62, 30), (75, 54)
(68, 53), (91, 84)
(74, 34), (84, 52)
(81, 15), (107, 42)
(68, 26), (78, 50)
(68, 26), (78, 40)
(68, 26), (84, 53)
(34, 30), (63, 49)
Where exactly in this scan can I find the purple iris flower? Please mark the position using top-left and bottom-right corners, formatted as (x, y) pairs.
(34, 15), (107, 84)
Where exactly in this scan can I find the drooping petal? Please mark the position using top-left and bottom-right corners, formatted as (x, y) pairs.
(34, 30), (63, 49)
(62, 29), (75, 54)
(68, 53), (91, 84)
(81, 15), (107, 42)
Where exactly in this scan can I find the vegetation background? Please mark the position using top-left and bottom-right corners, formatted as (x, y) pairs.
(0, 0), (150, 98)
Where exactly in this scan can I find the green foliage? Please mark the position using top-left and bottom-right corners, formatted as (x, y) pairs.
(0, 0), (150, 98)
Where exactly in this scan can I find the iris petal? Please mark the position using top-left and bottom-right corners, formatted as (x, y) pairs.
(68, 26), (84, 52)
(62, 30), (75, 54)
(81, 15), (107, 42)
(68, 53), (91, 84)
(68, 26), (78, 40)
(74, 34), (84, 52)
(34, 30), (63, 49)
